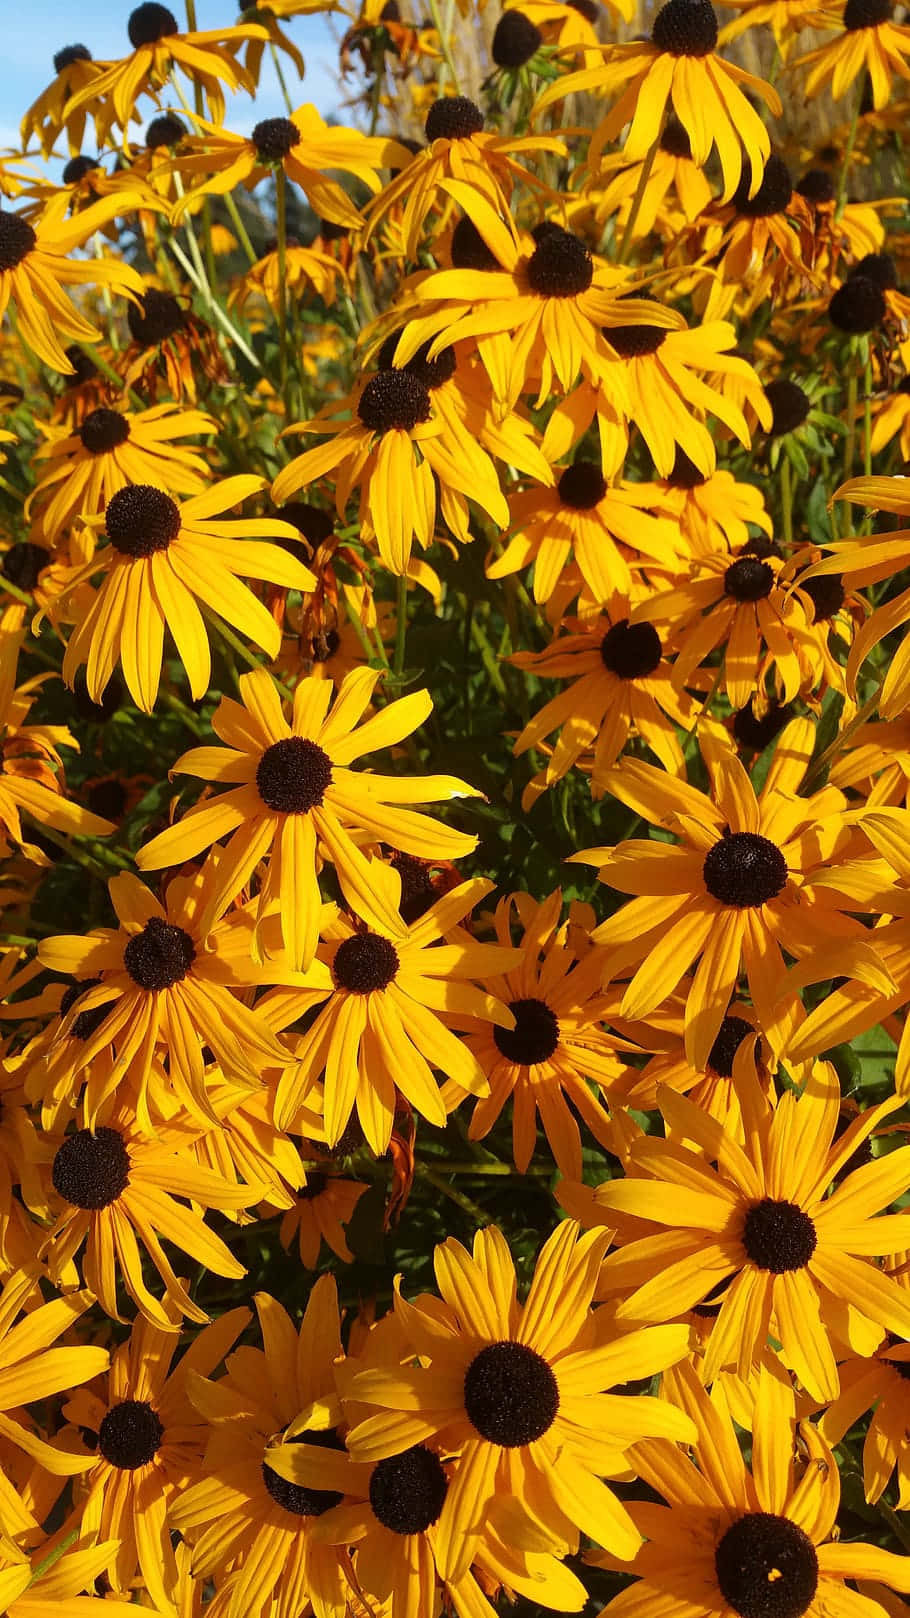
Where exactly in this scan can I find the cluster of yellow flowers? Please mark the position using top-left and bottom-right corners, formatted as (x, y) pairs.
(0, 0), (908, 1612)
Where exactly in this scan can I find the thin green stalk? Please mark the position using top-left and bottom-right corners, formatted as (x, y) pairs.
(863, 351), (873, 477)
(166, 236), (262, 371)
(200, 603), (295, 700)
(416, 1163), (488, 1225)
(470, 614), (508, 697)
(618, 127), (662, 265)
(71, 340), (144, 410)
(835, 84), (862, 216)
(842, 364), (858, 495)
(224, 190), (258, 268)
(275, 165), (290, 411)
(428, 0), (461, 93)
(393, 571), (408, 676)
(270, 40), (296, 116)
(780, 452), (794, 548)
(803, 680), (884, 792)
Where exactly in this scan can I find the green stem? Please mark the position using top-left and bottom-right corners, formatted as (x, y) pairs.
(270, 40), (296, 116)
(618, 127), (662, 265)
(224, 190), (258, 268)
(393, 571), (408, 676)
(72, 341), (144, 410)
(835, 83), (862, 217)
(863, 351), (873, 477)
(781, 453), (794, 549)
(428, 0), (461, 93)
(842, 364), (858, 495)
(803, 680), (883, 792)
(276, 165), (290, 411)
(200, 603), (295, 700)
(166, 236), (262, 371)
(416, 1164), (488, 1225)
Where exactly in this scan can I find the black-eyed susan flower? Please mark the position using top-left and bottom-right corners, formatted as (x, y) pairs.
(596, 1357), (910, 1618)
(509, 606), (699, 803)
(686, 157), (816, 323)
(230, 236), (344, 320)
(487, 460), (679, 606)
(581, 117), (713, 245)
(344, 1220), (695, 1581)
(63, 4), (268, 138)
(362, 94), (564, 259)
(799, 0), (910, 111)
(170, 104), (407, 228)
(59, 1303), (250, 1611)
(122, 286), (224, 403)
(395, 219), (676, 415)
(573, 718), (896, 1068)
(27, 403), (216, 545)
(0, 197), (144, 375)
(543, 316), (767, 479)
(39, 1107), (259, 1329)
(269, 865), (519, 1151)
(270, 355), (511, 575)
(796, 474), (910, 717)
(591, 1062), (910, 1398)
(633, 536), (817, 711)
(171, 1279), (351, 1618)
(643, 449), (775, 556)
(20, 45), (107, 158)
(280, 1170), (369, 1267)
(56, 476), (315, 712)
(821, 1337), (910, 1508)
(0, 605), (116, 859)
(607, 996), (770, 1139)
(136, 665), (481, 970)
(441, 889), (629, 1178)
(35, 866), (295, 1130)
(535, 0), (781, 202)
(0, 1266), (110, 1478)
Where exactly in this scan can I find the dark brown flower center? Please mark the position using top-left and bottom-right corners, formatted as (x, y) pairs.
(724, 556), (774, 602)
(703, 831), (787, 908)
(765, 380), (810, 437)
(558, 460), (607, 508)
(255, 736), (333, 813)
(52, 1126), (131, 1209)
(707, 1014), (753, 1077)
(829, 276), (886, 334)
(600, 619), (662, 679)
(124, 916), (196, 991)
(98, 1400), (164, 1469)
(54, 44), (92, 72)
(493, 997), (560, 1065)
(715, 1513), (818, 1618)
(1, 543), (47, 593)
(262, 1430), (346, 1518)
(128, 3), (179, 47)
(424, 96), (484, 142)
(741, 1198), (817, 1272)
(332, 932), (399, 993)
(844, 0), (891, 29)
(464, 1341), (560, 1447)
(252, 117), (300, 161)
(79, 408), (131, 454)
(606, 323), (667, 358)
(369, 1446), (449, 1534)
(734, 156), (792, 218)
(358, 370), (432, 434)
(0, 212), (37, 272)
(127, 289), (188, 346)
(106, 485), (181, 557)
(492, 11), (543, 65)
(60, 977), (111, 1041)
(526, 225), (593, 298)
(651, 0), (718, 55)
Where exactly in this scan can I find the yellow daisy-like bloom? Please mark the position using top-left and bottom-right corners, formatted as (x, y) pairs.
(797, 475), (910, 718)
(0, 605), (115, 859)
(362, 93), (564, 260)
(344, 1220), (695, 1582)
(821, 1336), (910, 1508)
(798, 0), (910, 109)
(63, 4), (268, 138)
(19, 44), (109, 157)
(590, 1063), (910, 1399)
(0, 1267), (109, 1488)
(270, 347), (516, 576)
(643, 450), (774, 556)
(535, 0), (782, 203)
(686, 158), (817, 323)
(59, 1304), (250, 1611)
(171, 1279), (350, 1618)
(268, 866), (519, 1151)
(394, 215), (677, 415)
(580, 118), (714, 244)
(57, 475), (315, 712)
(36, 866), (295, 1130)
(280, 1170), (369, 1268)
(27, 402), (215, 545)
(0, 196), (144, 374)
(510, 606), (699, 803)
(136, 665), (481, 970)
(39, 1106), (258, 1329)
(442, 889), (628, 1178)
(718, 0), (829, 48)
(488, 459), (680, 606)
(868, 372), (910, 460)
(606, 997), (770, 1140)
(170, 104), (408, 229)
(597, 1358), (910, 1618)
(573, 718), (896, 1068)
(230, 238), (344, 319)
(543, 317), (767, 479)
(634, 536), (817, 711)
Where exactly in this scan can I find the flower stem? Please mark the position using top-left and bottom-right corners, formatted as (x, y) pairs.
(835, 83), (862, 217)
(393, 571), (408, 675)
(270, 40), (296, 116)
(224, 190), (258, 268)
(780, 452), (794, 548)
(863, 351), (873, 477)
(429, 0), (461, 94)
(276, 165), (290, 412)
(617, 126), (662, 265)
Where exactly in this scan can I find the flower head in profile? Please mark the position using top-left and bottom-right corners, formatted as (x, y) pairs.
(535, 0), (782, 202)
(798, 0), (910, 109)
(137, 665), (481, 970)
(57, 475), (315, 712)
(20, 44), (107, 157)
(344, 1220), (695, 1583)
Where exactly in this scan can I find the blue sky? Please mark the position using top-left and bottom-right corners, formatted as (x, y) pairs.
(2, 1), (341, 156)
